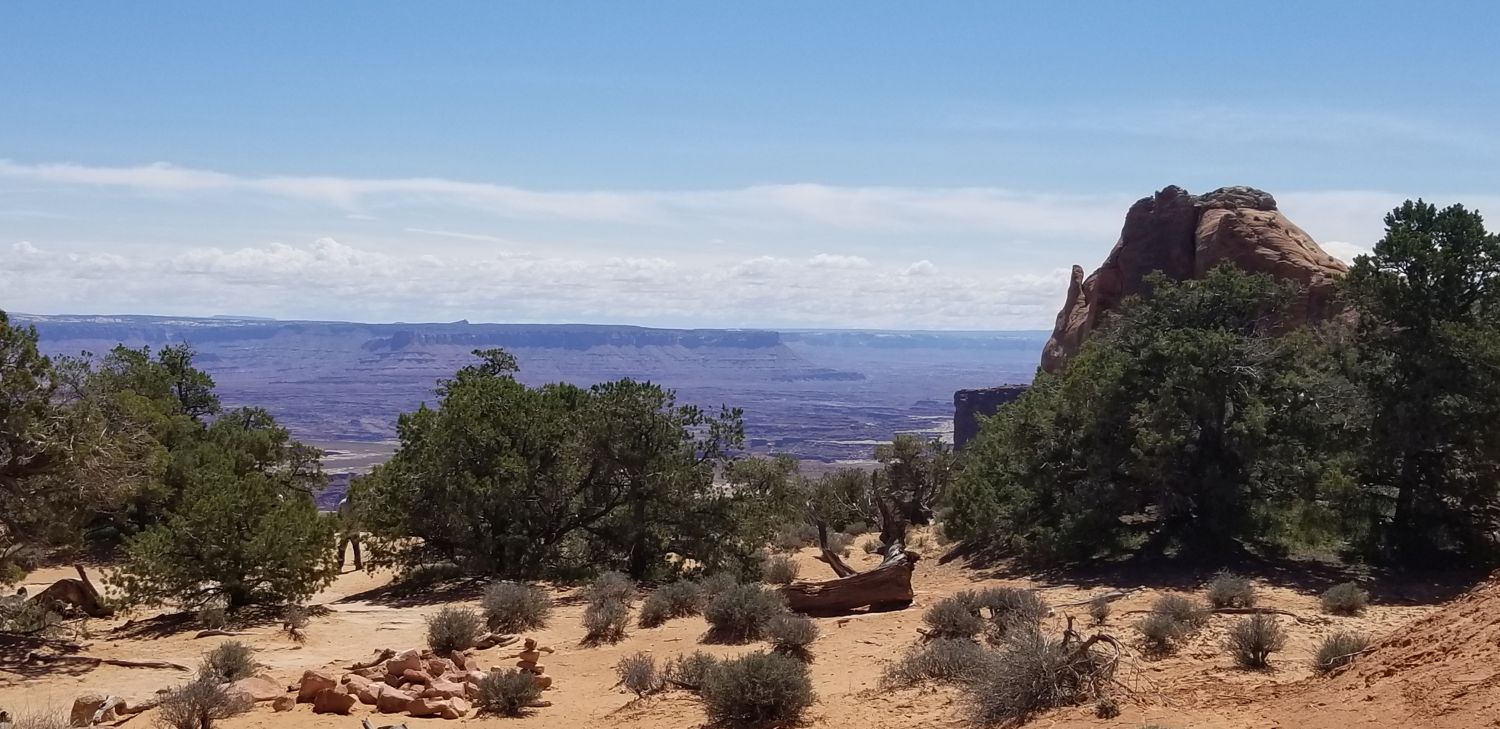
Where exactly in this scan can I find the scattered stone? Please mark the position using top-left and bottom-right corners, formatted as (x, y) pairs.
(385, 649), (423, 677)
(228, 675), (285, 702)
(420, 678), (467, 701)
(425, 657), (454, 677)
(70, 694), (108, 727)
(271, 695), (295, 712)
(398, 668), (431, 687)
(375, 685), (415, 714)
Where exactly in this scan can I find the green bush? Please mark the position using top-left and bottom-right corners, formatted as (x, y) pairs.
(1320, 582), (1369, 616)
(482, 582), (552, 633)
(700, 651), (814, 727)
(881, 637), (991, 686)
(615, 651), (663, 698)
(923, 594), (984, 640)
(697, 572), (739, 600)
(1206, 571), (1256, 608)
(1226, 614), (1286, 668)
(475, 669), (542, 717)
(664, 650), (720, 690)
(582, 598), (631, 645)
(704, 583), (786, 643)
(766, 613), (819, 658)
(158, 678), (250, 729)
(426, 606), (484, 653)
(198, 640), (256, 683)
(639, 580), (706, 628)
(1313, 631), (1372, 673)
(761, 555), (799, 585)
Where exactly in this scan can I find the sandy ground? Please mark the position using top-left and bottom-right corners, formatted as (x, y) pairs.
(2, 532), (1487, 729)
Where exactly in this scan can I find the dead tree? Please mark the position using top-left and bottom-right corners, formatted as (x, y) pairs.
(779, 496), (919, 614)
(28, 565), (113, 618)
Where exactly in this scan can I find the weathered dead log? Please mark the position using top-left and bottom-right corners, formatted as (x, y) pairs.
(192, 629), (251, 639)
(780, 544), (918, 615)
(27, 565), (113, 618)
(1052, 587), (1145, 608)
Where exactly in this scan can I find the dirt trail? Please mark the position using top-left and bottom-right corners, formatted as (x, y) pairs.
(1, 537), (1484, 728)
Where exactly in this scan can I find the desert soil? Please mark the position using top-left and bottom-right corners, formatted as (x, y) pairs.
(3, 531), (1494, 729)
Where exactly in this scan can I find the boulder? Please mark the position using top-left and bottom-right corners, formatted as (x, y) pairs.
(69, 695), (108, 727)
(311, 685), (356, 715)
(420, 678), (468, 701)
(1038, 185), (1348, 372)
(228, 675), (285, 703)
(272, 695), (295, 712)
(425, 657), (454, 677)
(409, 696), (469, 720)
(399, 668), (432, 687)
(384, 649), (423, 677)
(297, 670), (339, 702)
(375, 685), (415, 714)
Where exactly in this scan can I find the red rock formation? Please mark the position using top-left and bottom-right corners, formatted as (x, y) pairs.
(1040, 185), (1348, 372)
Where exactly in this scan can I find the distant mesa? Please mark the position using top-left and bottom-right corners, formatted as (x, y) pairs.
(954, 185), (1349, 448)
(1040, 184), (1348, 372)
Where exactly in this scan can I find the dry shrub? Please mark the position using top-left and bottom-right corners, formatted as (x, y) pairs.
(696, 572), (739, 600)
(704, 583), (786, 643)
(1313, 631), (1372, 673)
(827, 532), (855, 556)
(157, 678), (251, 729)
(923, 594), (985, 640)
(1206, 571), (1256, 608)
(773, 522), (818, 552)
(195, 603), (228, 630)
(425, 606), (484, 653)
(639, 580), (706, 628)
(584, 572), (636, 604)
(700, 651), (814, 727)
(1154, 594), (1209, 628)
(881, 637), (991, 687)
(615, 651), (663, 698)
(1226, 614), (1286, 668)
(766, 613), (819, 659)
(962, 624), (1118, 726)
(475, 669), (542, 717)
(971, 587), (1047, 636)
(582, 598), (630, 645)
(761, 555), (800, 585)
(664, 650), (720, 690)
(482, 582), (552, 633)
(4, 709), (69, 729)
(1088, 595), (1111, 625)
(1136, 613), (1187, 654)
(1320, 582), (1369, 616)
(282, 604), (310, 642)
(392, 562), (464, 594)
(862, 538), (884, 555)
(0, 599), (61, 636)
(198, 640), (256, 683)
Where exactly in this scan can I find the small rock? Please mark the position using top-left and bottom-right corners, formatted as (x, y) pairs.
(272, 696), (295, 712)
(69, 694), (107, 727)
(420, 678), (467, 701)
(425, 657), (454, 677)
(228, 676), (285, 703)
(385, 649), (423, 677)
(399, 668), (431, 687)
(297, 670), (339, 702)
(375, 685), (415, 714)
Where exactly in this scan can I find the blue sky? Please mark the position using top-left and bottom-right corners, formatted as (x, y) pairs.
(3, 2), (1498, 328)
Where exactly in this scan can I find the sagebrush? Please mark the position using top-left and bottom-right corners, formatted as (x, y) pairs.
(475, 669), (542, 717)
(881, 637), (991, 687)
(1226, 614), (1286, 668)
(1313, 631), (1372, 673)
(704, 583), (786, 643)
(426, 606), (484, 653)
(482, 582), (552, 633)
(699, 651), (815, 727)
(615, 651), (663, 698)
(1206, 571), (1256, 608)
(639, 580), (706, 628)
(665, 650), (720, 690)
(198, 640), (256, 683)
(1320, 582), (1369, 615)
(157, 678), (250, 729)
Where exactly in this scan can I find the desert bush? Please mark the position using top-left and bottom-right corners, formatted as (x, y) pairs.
(475, 669), (542, 717)
(1095, 696), (1120, 718)
(971, 586), (1047, 635)
(881, 637), (991, 686)
(664, 650), (720, 690)
(615, 651), (663, 698)
(827, 532), (855, 556)
(1206, 571), (1256, 608)
(704, 583), (786, 643)
(482, 582), (552, 633)
(1088, 595), (1111, 624)
(1320, 582), (1369, 615)
(1154, 594), (1210, 628)
(923, 594), (985, 640)
(761, 555), (799, 585)
(766, 613), (819, 658)
(962, 623), (1115, 726)
(639, 580), (705, 628)
(4, 709), (69, 729)
(1313, 631), (1372, 673)
(157, 678), (250, 729)
(585, 571), (636, 604)
(282, 604), (310, 642)
(1226, 614), (1286, 668)
(773, 522), (819, 552)
(426, 606), (484, 653)
(862, 538), (884, 555)
(1136, 613), (1188, 653)
(697, 572), (739, 599)
(394, 562), (465, 591)
(699, 651), (814, 727)
(195, 603), (228, 630)
(0, 599), (62, 636)
(582, 598), (631, 645)
(198, 640), (256, 683)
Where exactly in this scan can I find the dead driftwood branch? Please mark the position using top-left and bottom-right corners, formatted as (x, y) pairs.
(192, 629), (251, 639)
(1051, 587), (1146, 608)
(1119, 606), (1327, 626)
(780, 497), (920, 615)
(27, 565), (114, 618)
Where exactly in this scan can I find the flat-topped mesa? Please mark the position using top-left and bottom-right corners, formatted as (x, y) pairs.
(1039, 185), (1348, 372)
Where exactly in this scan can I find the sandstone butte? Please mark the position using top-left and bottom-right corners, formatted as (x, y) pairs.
(1039, 184), (1349, 372)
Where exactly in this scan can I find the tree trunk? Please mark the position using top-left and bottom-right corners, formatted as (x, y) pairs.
(780, 541), (917, 614)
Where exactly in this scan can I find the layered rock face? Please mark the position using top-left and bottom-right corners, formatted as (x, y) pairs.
(1040, 185), (1348, 372)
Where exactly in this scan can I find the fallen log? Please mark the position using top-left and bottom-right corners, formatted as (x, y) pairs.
(193, 629), (251, 639)
(1052, 587), (1145, 608)
(28, 565), (114, 619)
(780, 540), (919, 615)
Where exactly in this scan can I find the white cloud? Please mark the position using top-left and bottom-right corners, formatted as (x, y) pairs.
(1320, 240), (1372, 265)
